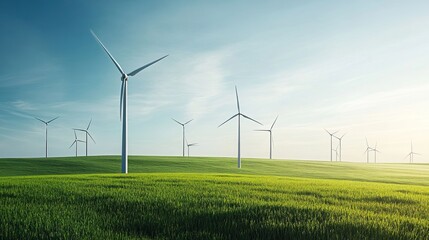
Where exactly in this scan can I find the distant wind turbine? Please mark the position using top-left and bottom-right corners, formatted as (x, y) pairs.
(218, 86), (262, 168)
(333, 133), (346, 161)
(69, 130), (85, 157)
(186, 139), (198, 157)
(324, 129), (338, 162)
(405, 141), (420, 164)
(35, 116), (59, 158)
(172, 118), (193, 157)
(74, 119), (95, 157)
(373, 142), (380, 163)
(332, 144), (339, 161)
(255, 115), (278, 159)
(365, 138), (379, 163)
(91, 30), (168, 174)
(364, 138), (374, 163)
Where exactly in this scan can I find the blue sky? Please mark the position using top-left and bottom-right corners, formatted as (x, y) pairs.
(1, 1), (429, 162)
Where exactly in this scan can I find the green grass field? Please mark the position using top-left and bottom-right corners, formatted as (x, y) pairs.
(1, 156), (429, 239)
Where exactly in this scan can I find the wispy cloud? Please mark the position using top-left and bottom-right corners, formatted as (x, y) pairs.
(182, 49), (231, 119)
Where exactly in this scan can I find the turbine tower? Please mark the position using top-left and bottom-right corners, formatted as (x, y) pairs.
(172, 118), (193, 157)
(74, 119), (95, 157)
(186, 139), (198, 157)
(324, 129), (338, 162)
(405, 141), (421, 163)
(218, 86), (262, 168)
(333, 133), (346, 161)
(91, 30), (168, 174)
(35, 116), (59, 158)
(255, 115), (278, 159)
(69, 130), (85, 157)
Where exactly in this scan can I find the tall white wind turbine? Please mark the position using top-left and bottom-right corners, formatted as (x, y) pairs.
(186, 139), (198, 157)
(364, 138), (374, 163)
(405, 141), (421, 163)
(324, 129), (338, 162)
(255, 115), (278, 159)
(91, 30), (168, 174)
(35, 116), (59, 158)
(74, 119), (95, 157)
(69, 130), (85, 157)
(373, 142), (380, 163)
(218, 86), (262, 168)
(333, 133), (346, 162)
(172, 118), (193, 157)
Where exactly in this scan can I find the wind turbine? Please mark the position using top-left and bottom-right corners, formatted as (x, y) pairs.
(332, 144), (339, 161)
(333, 133), (346, 161)
(255, 115), (278, 159)
(35, 116), (59, 158)
(74, 119), (95, 157)
(91, 30), (168, 174)
(218, 86), (262, 168)
(324, 129), (338, 162)
(373, 142), (380, 163)
(405, 141), (420, 163)
(69, 130), (85, 157)
(172, 118), (193, 157)
(186, 139), (198, 157)
(364, 138), (374, 163)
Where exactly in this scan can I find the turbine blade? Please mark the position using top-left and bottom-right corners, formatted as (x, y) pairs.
(90, 30), (126, 75)
(69, 140), (76, 149)
(47, 116), (59, 124)
(324, 129), (337, 135)
(189, 143), (198, 146)
(241, 114), (262, 125)
(235, 86), (240, 113)
(73, 128), (86, 132)
(270, 115), (279, 130)
(184, 119), (193, 125)
(74, 130), (77, 139)
(254, 129), (270, 132)
(34, 117), (47, 124)
(172, 118), (183, 125)
(120, 81), (125, 121)
(77, 140), (86, 143)
(366, 137), (369, 147)
(127, 55), (168, 76)
(218, 113), (239, 128)
(87, 132), (96, 144)
(86, 119), (92, 130)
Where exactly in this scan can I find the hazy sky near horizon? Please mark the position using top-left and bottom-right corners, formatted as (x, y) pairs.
(1, 1), (429, 163)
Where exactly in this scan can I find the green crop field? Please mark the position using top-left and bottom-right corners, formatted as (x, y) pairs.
(1, 156), (429, 239)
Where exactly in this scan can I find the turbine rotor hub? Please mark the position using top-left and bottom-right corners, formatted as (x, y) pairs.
(121, 74), (128, 81)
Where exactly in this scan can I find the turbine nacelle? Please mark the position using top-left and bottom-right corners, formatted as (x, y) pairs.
(121, 74), (128, 81)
